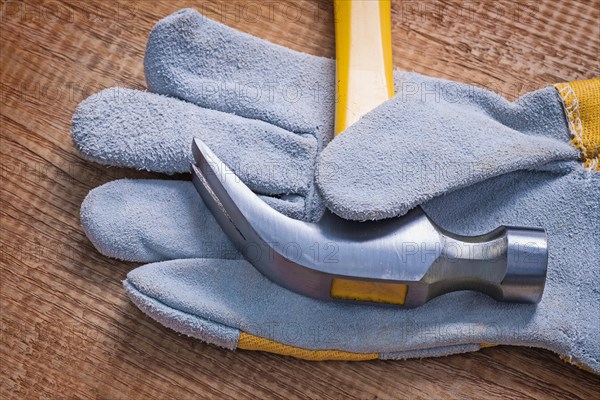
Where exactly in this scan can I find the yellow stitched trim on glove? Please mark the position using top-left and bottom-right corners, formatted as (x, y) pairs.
(555, 78), (600, 171)
(237, 332), (378, 361)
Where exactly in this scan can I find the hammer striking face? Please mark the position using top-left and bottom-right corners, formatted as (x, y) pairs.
(191, 139), (547, 307)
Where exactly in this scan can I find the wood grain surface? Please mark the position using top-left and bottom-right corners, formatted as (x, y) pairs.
(1, 0), (599, 398)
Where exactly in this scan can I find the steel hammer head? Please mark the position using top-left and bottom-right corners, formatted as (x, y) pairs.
(191, 139), (547, 307)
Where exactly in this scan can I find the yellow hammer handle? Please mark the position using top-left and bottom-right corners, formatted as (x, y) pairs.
(334, 0), (394, 135)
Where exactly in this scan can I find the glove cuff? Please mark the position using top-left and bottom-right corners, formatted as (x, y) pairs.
(555, 77), (600, 171)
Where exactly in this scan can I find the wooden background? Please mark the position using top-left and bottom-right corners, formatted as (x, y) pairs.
(1, 0), (599, 398)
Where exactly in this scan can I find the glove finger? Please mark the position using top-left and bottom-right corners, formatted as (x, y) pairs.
(316, 73), (579, 220)
(124, 257), (501, 358)
(122, 256), (540, 360)
(80, 179), (239, 262)
(72, 88), (319, 200)
(145, 8), (334, 142)
(81, 178), (311, 262)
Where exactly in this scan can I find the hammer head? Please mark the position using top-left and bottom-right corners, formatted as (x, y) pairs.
(191, 139), (547, 307)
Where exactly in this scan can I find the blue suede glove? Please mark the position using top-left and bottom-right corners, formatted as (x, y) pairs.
(74, 9), (599, 371)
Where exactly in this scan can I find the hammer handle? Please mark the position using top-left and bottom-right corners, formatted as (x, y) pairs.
(334, 0), (395, 135)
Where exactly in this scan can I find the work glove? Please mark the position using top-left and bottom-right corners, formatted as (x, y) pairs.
(73, 9), (600, 371)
